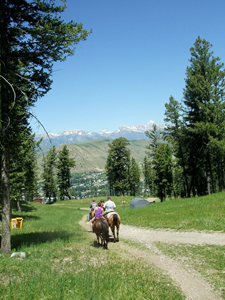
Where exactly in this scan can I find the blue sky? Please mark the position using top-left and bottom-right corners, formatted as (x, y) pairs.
(31, 0), (225, 134)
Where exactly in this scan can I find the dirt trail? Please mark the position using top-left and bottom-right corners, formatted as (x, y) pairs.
(80, 215), (225, 300)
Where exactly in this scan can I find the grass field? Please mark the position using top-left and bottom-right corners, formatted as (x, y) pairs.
(0, 193), (225, 299)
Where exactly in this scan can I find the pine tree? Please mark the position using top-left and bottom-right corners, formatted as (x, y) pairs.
(10, 133), (39, 210)
(153, 143), (173, 202)
(105, 138), (130, 196)
(42, 146), (58, 203)
(0, 0), (90, 254)
(143, 156), (156, 197)
(164, 96), (190, 197)
(129, 157), (140, 196)
(56, 146), (75, 200)
(183, 36), (225, 195)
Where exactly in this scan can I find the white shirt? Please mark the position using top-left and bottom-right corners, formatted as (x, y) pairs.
(103, 200), (116, 213)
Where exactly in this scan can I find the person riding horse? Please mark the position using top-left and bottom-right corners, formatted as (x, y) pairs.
(103, 196), (120, 242)
(103, 196), (116, 220)
(90, 202), (104, 231)
(88, 199), (98, 221)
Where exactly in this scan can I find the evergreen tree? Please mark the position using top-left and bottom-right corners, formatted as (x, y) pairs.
(42, 146), (57, 203)
(164, 96), (190, 197)
(105, 137), (130, 196)
(129, 157), (140, 196)
(153, 143), (173, 202)
(0, 0), (90, 254)
(10, 134), (39, 210)
(143, 156), (150, 195)
(142, 156), (156, 196)
(183, 36), (225, 195)
(56, 145), (75, 200)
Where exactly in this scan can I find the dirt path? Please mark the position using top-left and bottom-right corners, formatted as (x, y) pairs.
(79, 215), (225, 300)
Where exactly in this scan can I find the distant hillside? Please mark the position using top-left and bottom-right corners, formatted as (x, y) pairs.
(37, 139), (150, 174)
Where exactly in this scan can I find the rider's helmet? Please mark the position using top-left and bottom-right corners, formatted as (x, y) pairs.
(100, 199), (104, 202)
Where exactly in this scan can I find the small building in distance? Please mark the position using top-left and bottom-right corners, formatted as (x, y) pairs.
(32, 197), (43, 204)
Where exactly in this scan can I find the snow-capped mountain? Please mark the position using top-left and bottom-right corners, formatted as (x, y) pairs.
(35, 120), (163, 147)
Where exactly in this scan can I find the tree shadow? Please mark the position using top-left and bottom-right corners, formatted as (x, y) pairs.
(18, 202), (38, 213)
(11, 201), (38, 213)
(11, 230), (75, 250)
(11, 214), (40, 221)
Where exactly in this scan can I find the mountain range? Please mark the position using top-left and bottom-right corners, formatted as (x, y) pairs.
(35, 120), (162, 147)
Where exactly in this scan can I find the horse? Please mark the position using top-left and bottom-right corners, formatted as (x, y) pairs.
(89, 209), (95, 221)
(92, 218), (109, 249)
(106, 212), (120, 242)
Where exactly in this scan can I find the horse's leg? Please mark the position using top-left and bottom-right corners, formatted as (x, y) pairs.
(111, 224), (116, 242)
(116, 223), (119, 242)
(97, 234), (100, 245)
(100, 234), (104, 246)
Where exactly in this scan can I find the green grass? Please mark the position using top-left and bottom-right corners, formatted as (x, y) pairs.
(1, 192), (225, 299)
(155, 243), (225, 299)
(116, 192), (225, 232)
(0, 200), (184, 300)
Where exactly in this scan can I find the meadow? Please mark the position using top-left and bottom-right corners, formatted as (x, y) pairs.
(0, 193), (224, 299)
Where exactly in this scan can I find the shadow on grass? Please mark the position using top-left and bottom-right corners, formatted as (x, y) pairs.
(11, 201), (38, 213)
(92, 240), (106, 249)
(11, 214), (40, 221)
(11, 230), (75, 250)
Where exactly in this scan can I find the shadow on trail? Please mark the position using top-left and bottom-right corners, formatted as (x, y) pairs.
(11, 230), (75, 250)
(109, 236), (119, 243)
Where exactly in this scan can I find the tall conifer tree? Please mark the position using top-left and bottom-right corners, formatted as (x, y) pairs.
(0, 0), (90, 254)
(56, 145), (75, 200)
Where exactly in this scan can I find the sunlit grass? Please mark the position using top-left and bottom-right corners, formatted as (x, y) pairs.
(0, 201), (185, 300)
(1, 192), (224, 299)
(155, 242), (225, 299)
(116, 192), (225, 232)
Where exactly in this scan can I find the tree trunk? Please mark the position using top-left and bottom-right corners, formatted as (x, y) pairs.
(17, 200), (21, 212)
(1, 150), (11, 255)
(0, 0), (11, 255)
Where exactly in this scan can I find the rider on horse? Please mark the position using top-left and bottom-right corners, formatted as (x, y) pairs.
(88, 199), (98, 221)
(103, 196), (116, 220)
(90, 202), (104, 231)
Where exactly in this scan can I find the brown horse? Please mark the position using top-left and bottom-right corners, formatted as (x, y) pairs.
(92, 218), (109, 249)
(106, 212), (120, 242)
(89, 209), (95, 221)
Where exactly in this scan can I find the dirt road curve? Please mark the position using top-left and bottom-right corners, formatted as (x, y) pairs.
(80, 215), (225, 300)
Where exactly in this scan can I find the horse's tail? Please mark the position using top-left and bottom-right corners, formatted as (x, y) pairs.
(113, 213), (118, 225)
(100, 220), (109, 242)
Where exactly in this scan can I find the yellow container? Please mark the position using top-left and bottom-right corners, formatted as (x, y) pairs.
(11, 218), (23, 229)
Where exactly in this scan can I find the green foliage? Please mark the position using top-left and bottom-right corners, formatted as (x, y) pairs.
(144, 124), (173, 201)
(0, 0), (91, 254)
(164, 36), (225, 198)
(42, 146), (58, 201)
(129, 157), (140, 196)
(153, 143), (173, 201)
(10, 134), (39, 206)
(105, 137), (131, 195)
(57, 145), (75, 200)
